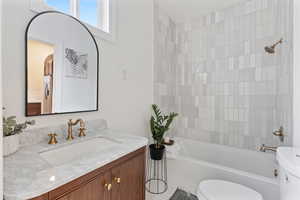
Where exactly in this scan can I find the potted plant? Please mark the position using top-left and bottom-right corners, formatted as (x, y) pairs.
(150, 104), (178, 160)
(3, 116), (35, 156)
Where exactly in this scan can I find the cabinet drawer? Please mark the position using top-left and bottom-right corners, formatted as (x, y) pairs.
(56, 176), (103, 200)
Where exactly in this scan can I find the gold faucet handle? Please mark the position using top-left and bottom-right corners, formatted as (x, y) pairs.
(80, 120), (85, 128)
(78, 127), (86, 137)
(48, 133), (58, 145)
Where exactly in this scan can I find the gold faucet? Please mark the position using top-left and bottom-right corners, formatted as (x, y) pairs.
(67, 119), (86, 140)
(259, 144), (277, 152)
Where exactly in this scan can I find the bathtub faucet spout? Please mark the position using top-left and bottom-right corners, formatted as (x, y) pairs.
(259, 144), (277, 152)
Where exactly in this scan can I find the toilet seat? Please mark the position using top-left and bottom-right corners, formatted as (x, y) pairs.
(197, 180), (263, 200)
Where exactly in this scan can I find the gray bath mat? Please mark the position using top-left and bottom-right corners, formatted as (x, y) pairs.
(170, 188), (198, 200)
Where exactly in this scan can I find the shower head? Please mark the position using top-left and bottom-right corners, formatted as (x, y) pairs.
(264, 46), (276, 54)
(264, 38), (283, 54)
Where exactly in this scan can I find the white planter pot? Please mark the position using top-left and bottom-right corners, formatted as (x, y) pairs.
(3, 134), (20, 157)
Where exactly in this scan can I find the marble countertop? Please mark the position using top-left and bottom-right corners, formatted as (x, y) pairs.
(4, 129), (148, 200)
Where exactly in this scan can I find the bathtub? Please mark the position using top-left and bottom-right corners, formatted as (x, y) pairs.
(165, 137), (279, 200)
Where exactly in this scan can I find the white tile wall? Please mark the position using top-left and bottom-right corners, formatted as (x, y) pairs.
(154, 0), (293, 150)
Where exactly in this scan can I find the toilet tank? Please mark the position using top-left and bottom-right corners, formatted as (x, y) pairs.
(277, 147), (300, 200)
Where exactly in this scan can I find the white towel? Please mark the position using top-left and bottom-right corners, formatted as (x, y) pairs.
(43, 75), (51, 98)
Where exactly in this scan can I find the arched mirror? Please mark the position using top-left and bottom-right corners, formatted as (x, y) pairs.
(25, 11), (99, 116)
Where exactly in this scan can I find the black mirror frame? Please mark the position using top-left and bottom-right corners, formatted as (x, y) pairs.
(25, 11), (99, 117)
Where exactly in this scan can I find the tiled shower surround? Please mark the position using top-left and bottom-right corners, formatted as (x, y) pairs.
(154, 0), (293, 150)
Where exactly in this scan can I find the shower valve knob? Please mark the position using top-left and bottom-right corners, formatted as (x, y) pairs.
(273, 126), (284, 142)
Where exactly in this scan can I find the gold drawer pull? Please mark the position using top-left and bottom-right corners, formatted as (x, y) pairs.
(114, 177), (121, 184)
(104, 183), (112, 191)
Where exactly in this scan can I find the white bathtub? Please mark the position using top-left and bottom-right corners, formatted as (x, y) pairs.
(165, 137), (280, 200)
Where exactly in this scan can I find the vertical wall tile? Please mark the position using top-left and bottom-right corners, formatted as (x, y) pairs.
(154, 0), (293, 150)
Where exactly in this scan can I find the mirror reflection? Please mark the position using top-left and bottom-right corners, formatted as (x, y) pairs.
(26, 12), (99, 116)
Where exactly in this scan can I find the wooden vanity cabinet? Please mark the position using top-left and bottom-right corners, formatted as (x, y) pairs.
(31, 194), (48, 200)
(111, 152), (145, 200)
(31, 147), (146, 200)
(56, 174), (105, 200)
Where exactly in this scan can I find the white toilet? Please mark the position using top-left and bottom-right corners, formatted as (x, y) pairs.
(197, 180), (263, 200)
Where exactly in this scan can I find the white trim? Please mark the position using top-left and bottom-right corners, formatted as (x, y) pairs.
(86, 23), (116, 42)
(97, 0), (104, 31)
(70, 0), (77, 16)
(99, 0), (109, 33)
(0, 0), (3, 197)
(30, 0), (51, 12)
(30, 0), (117, 43)
(109, 0), (117, 41)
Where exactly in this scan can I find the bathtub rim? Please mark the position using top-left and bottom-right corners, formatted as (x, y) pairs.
(173, 137), (276, 159)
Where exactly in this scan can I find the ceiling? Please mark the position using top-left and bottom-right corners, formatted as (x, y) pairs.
(158, 0), (247, 22)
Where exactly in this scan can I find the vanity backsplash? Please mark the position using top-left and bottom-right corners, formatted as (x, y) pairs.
(19, 118), (108, 147)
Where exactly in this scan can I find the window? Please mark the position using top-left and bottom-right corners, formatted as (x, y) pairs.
(45, 0), (70, 14)
(31, 0), (115, 41)
(79, 0), (98, 27)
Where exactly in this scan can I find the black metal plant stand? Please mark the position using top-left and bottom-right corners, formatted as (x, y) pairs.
(145, 149), (168, 194)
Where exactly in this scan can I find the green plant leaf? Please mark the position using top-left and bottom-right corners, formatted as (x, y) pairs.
(150, 105), (179, 146)
(2, 115), (35, 137)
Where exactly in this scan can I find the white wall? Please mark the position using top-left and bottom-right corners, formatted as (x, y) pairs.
(2, 0), (154, 136)
(294, 0), (300, 147)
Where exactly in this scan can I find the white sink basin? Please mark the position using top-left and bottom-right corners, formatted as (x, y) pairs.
(40, 137), (121, 166)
